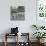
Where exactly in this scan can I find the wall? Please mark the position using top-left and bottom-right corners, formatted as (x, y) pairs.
(0, 0), (36, 42)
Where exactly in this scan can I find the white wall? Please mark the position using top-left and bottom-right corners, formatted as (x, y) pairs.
(10, 0), (36, 32)
(0, 0), (36, 42)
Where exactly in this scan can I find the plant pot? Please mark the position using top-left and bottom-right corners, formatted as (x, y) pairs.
(37, 39), (44, 44)
(37, 39), (40, 43)
(40, 39), (45, 43)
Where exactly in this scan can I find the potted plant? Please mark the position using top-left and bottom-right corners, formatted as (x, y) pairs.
(33, 32), (46, 43)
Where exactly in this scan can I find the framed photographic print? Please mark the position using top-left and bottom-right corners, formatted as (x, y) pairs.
(10, 6), (25, 21)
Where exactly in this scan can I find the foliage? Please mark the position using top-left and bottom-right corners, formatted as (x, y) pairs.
(32, 25), (45, 30)
(40, 26), (45, 29)
(33, 32), (46, 40)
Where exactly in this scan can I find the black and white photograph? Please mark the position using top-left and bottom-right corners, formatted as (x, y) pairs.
(10, 6), (25, 21)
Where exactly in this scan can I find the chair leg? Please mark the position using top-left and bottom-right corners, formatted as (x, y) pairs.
(5, 41), (7, 46)
(4, 33), (7, 46)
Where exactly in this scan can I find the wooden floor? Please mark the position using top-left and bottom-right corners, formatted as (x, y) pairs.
(0, 42), (46, 46)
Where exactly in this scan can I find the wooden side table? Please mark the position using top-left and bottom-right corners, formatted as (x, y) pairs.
(4, 33), (18, 46)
